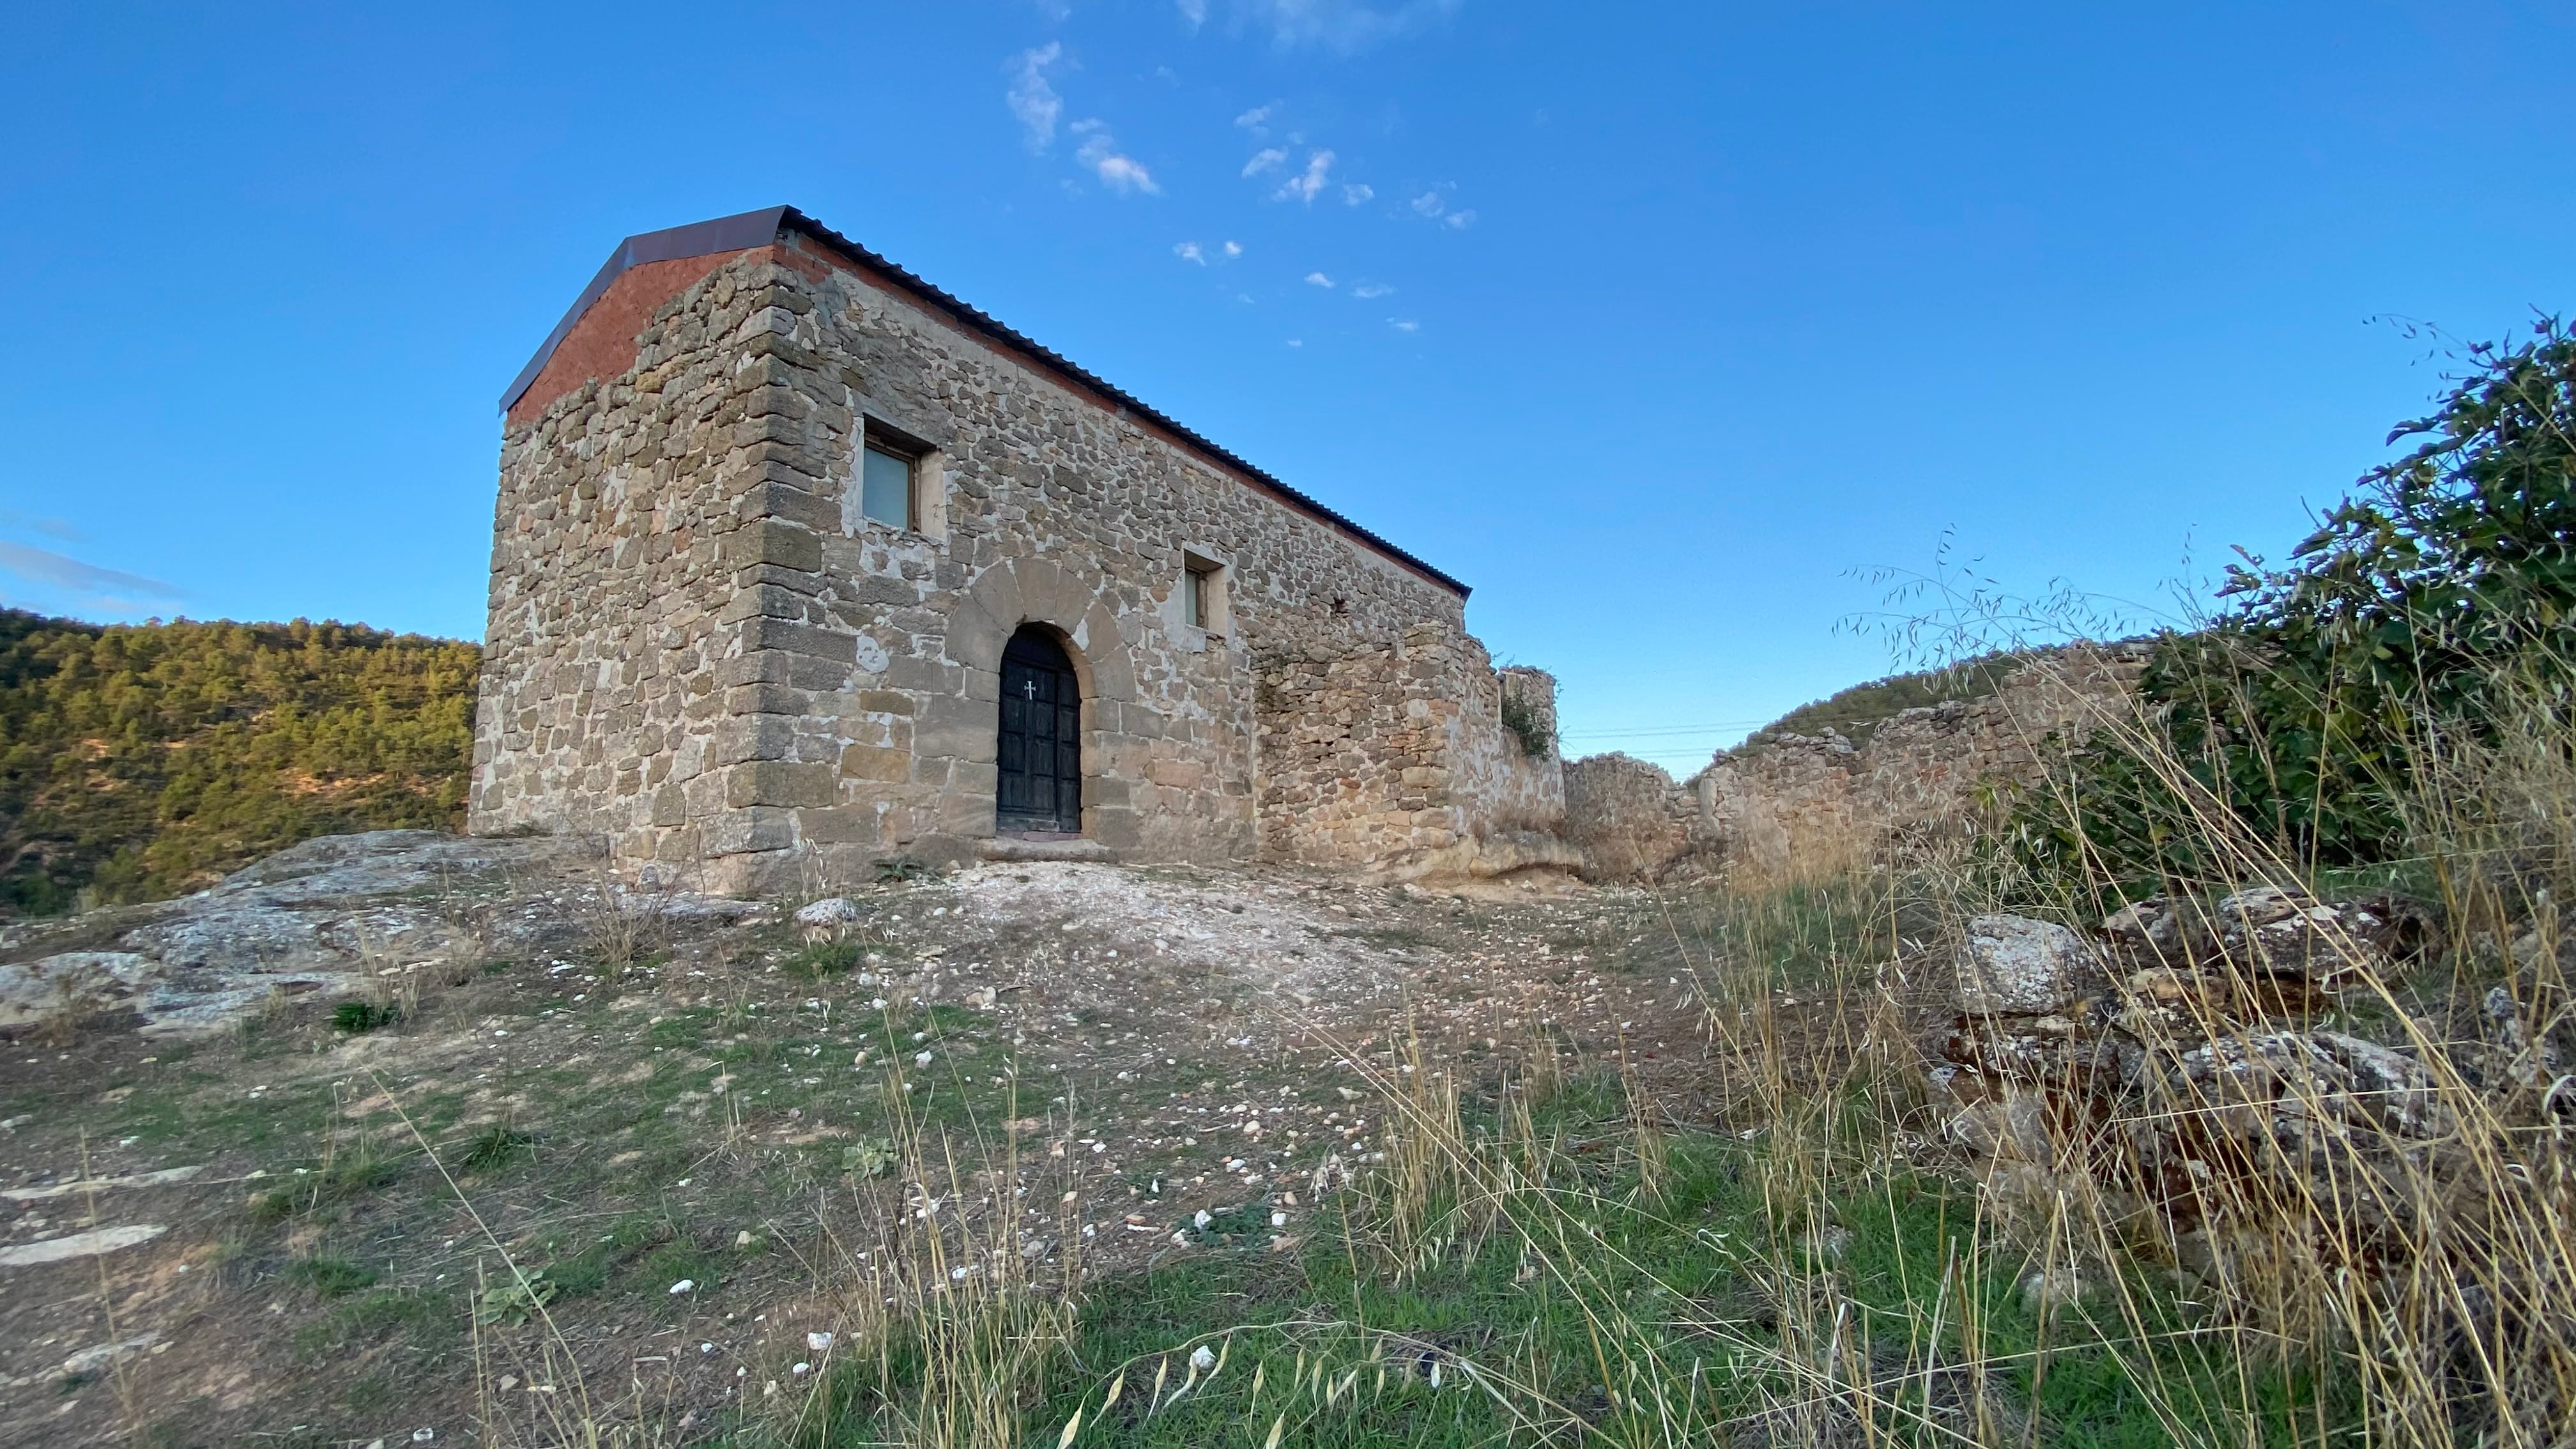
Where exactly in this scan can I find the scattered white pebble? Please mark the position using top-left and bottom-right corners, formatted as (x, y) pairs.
(668, 1279), (696, 1294)
(915, 1051), (933, 1067)
(1190, 1344), (1216, 1371)
(1193, 1210), (1212, 1230)
(1271, 1211), (1287, 1227)
(792, 1361), (811, 1376)
(808, 1331), (834, 1352)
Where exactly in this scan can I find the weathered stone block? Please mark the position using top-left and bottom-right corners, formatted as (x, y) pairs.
(724, 760), (838, 808)
(839, 744), (911, 781)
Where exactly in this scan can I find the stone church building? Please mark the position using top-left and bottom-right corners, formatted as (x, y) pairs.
(470, 206), (1564, 894)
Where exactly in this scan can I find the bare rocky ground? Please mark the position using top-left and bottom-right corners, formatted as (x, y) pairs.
(0, 832), (1708, 1447)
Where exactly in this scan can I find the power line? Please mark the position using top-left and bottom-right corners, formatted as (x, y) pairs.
(1559, 721), (1769, 739)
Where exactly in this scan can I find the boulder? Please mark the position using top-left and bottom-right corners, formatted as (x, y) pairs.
(1955, 914), (2101, 1016)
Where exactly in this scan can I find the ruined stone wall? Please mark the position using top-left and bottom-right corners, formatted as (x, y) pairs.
(1563, 752), (1699, 881)
(1254, 627), (1563, 875)
(475, 227), (1558, 892)
(1562, 646), (2145, 880)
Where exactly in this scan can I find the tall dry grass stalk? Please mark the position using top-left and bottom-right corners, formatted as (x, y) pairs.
(767, 1060), (1085, 1449)
(1972, 643), (2576, 1448)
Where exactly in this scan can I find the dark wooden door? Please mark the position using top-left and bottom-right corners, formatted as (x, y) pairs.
(997, 627), (1082, 833)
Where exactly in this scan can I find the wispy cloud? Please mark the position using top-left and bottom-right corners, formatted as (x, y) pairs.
(1215, 0), (1463, 53)
(1286, 338), (1303, 348)
(1006, 44), (1065, 150)
(1274, 149), (1335, 203)
(1176, 241), (1208, 264)
(1353, 282), (1394, 298)
(1410, 185), (1476, 229)
(1176, 0), (1209, 26)
(1304, 271), (1335, 288)
(1388, 318), (1420, 332)
(1223, 240), (1242, 257)
(1071, 119), (1160, 194)
(1342, 183), (1374, 205)
(1234, 102), (1276, 134)
(0, 542), (180, 606)
(0, 508), (80, 543)
(1241, 146), (1288, 178)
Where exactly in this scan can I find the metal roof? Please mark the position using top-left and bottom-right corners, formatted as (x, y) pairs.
(500, 206), (1469, 599)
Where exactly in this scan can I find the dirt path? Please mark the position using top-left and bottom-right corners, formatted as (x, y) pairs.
(0, 838), (1705, 1446)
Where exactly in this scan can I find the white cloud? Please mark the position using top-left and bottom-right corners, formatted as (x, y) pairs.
(1409, 186), (1475, 229)
(1071, 120), (1160, 194)
(1286, 338), (1303, 348)
(1223, 240), (1243, 257)
(1341, 183), (1374, 205)
(1304, 271), (1334, 288)
(1274, 149), (1334, 203)
(0, 542), (180, 603)
(1353, 282), (1393, 298)
(1241, 146), (1287, 178)
(1006, 44), (1065, 150)
(1225, 0), (1463, 53)
(1176, 0), (1209, 26)
(1389, 318), (1419, 332)
(1234, 102), (1275, 132)
(1175, 241), (1207, 264)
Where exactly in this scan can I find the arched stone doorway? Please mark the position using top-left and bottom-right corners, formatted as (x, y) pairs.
(997, 625), (1082, 834)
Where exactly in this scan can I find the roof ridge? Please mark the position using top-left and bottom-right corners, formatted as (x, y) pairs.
(501, 206), (1468, 599)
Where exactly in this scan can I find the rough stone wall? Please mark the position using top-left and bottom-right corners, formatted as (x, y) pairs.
(468, 254), (778, 879)
(1254, 626), (1563, 875)
(1562, 645), (2146, 880)
(1563, 752), (1698, 881)
(474, 228), (1560, 892)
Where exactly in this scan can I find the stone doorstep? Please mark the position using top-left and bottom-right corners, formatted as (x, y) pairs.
(978, 834), (1118, 864)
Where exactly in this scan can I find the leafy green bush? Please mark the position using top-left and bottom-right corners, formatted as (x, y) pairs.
(1499, 689), (1554, 758)
(330, 1000), (392, 1035)
(2018, 316), (2576, 893)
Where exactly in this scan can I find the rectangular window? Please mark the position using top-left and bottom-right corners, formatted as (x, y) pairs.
(860, 442), (914, 529)
(1183, 565), (1209, 629)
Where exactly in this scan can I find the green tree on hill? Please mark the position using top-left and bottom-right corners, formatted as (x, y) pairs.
(0, 611), (479, 915)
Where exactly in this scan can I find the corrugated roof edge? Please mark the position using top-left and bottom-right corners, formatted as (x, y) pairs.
(497, 205), (1470, 599)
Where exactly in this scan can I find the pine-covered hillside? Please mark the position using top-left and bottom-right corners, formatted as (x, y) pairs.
(0, 610), (480, 916)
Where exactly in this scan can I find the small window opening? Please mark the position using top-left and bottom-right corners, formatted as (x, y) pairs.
(1183, 565), (1211, 629)
(859, 440), (915, 529)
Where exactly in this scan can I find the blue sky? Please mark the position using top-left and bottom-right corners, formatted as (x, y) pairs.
(1, 3), (2570, 772)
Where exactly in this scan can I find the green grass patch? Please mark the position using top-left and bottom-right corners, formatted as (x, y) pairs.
(282, 1254), (380, 1298)
(457, 1122), (537, 1172)
(758, 1098), (2329, 1449)
(786, 939), (864, 980)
